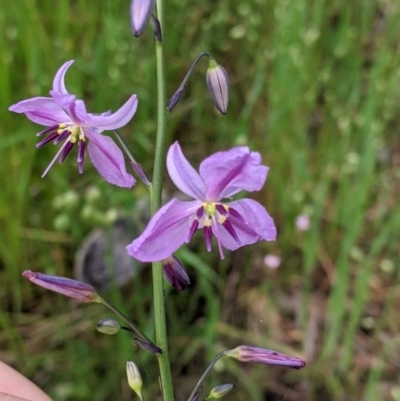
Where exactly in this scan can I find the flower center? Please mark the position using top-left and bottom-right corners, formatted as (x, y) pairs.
(202, 202), (228, 226)
(36, 123), (87, 175)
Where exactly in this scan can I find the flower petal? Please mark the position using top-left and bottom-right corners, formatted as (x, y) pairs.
(167, 142), (206, 200)
(86, 130), (136, 188)
(49, 60), (76, 107)
(216, 198), (276, 250)
(9, 97), (70, 126)
(200, 147), (268, 200)
(74, 96), (138, 130)
(126, 198), (201, 262)
(52, 60), (74, 95)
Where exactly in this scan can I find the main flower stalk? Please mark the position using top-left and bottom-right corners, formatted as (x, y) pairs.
(151, 0), (175, 400)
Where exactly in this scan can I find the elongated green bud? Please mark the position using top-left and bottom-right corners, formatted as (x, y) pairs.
(96, 319), (121, 335)
(206, 59), (230, 115)
(126, 361), (144, 401)
(206, 383), (234, 399)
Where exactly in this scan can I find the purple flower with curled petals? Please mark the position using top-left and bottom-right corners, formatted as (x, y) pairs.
(127, 141), (276, 262)
(9, 60), (137, 188)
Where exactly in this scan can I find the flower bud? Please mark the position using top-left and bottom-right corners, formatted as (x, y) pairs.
(126, 361), (144, 401)
(130, 0), (155, 37)
(162, 256), (190, 291)
(136, 339), (162, 355)
(97, 319), (121, 335)
(206, 59), (230, 115)
(225, 345), (306, 369)
(22, 270), (101, 303)
(207, 383), (234, 399)
(167, 87), (185, 112)
(129, 161), (151, 187)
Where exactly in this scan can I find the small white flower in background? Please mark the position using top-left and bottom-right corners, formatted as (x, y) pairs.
(263, 254), (281, 269)
(295, 214), (310, 231)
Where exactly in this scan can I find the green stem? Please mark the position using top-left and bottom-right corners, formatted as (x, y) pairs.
(185, 352), (226, 401)
(151, 1), (175, 400)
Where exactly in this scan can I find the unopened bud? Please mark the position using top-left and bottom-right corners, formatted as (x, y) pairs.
(207, 383), (234, 399)
(136, 339), (162, 355)
(126, 361), (144, 401)
(130, 0), (155, 37)
(97, 319), (121, 335)
(167, 87), (185, 112)
(22, 270), (101, 303)
(206, 59), (230, 115)
(225, 345), (306, 369)
(162, 256), (190, 291)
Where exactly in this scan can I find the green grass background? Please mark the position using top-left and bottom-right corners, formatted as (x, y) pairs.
(1, 0), (400, 400)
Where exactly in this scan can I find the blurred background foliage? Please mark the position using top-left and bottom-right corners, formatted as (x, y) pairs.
(1, 0), (400, 400)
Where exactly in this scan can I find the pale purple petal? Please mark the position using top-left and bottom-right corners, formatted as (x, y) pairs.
(167, 142), (206, 200)
(74, 96), (138, 130)
(49, 60), (76, 107)
(130, 0), (155, 37)
(126, 199), (201, 262)
(9, 97), (69, 126)
(200, 147), (268, 200)
(216, 198), (276, 250)
(52, 60), (74, 95)
(86, 130), (136, 188)
(51, 91), (76, 109)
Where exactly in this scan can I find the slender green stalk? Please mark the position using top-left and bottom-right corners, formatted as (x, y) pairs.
(101, 298), (154, 345)
(151, 0), (175, 400)
(185, 352), (226, 401)
(173, 52), (211, 94)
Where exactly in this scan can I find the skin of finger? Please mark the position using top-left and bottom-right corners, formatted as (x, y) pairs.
(0, 362), (53, 401)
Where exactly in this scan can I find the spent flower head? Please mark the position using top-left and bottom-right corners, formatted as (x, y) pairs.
(22, 270), (101, 303)
(9, 60), (137, 188)
(162, 255), (190, 291)
(127, 141), (276, 262)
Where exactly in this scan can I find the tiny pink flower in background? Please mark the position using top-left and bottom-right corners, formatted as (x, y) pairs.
(225, 345), (306, 369)
(9, 60), (137, 188)
(263, 254), (281, 269)
(127, 142), (276, 262)
(295, 214), (310, 231)
(22, 270), (101, 303)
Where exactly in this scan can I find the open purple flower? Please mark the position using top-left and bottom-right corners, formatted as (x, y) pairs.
(127, 142), (276, 262)
(9, 60), (137, 188)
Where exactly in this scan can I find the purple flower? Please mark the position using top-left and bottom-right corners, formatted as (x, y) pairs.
(225, 345), (306, 369)
(9, 60), (137, 188)
(127, 142), (276, 262)
(22, 270), (100, 303)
